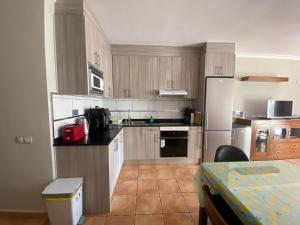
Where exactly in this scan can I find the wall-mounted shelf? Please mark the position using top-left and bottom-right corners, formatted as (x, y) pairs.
(241, 76), (289, 82)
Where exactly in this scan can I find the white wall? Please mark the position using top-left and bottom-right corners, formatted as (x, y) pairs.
(0, 0), (54, 211)
(234, 57), (300, 117)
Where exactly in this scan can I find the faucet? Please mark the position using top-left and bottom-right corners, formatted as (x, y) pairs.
(128, 109), (131, 124)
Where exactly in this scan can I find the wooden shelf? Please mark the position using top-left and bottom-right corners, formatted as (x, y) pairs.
(241, 76), (289, 82)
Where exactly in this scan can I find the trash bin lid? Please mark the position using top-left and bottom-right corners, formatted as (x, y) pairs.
(41, 177), (83, 198)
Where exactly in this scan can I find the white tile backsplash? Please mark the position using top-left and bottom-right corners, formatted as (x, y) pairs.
(117, 100), (133, 110)
(132, 100), (148, 111)
(52, 94), (192, 138)
(103, 99), (117, 110)
(53, 97), (73, 120)
(164, 101), (179, 110)
(148, 100), (165, 111)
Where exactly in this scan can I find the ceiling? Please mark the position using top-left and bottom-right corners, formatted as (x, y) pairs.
(87, 0), (300, 57)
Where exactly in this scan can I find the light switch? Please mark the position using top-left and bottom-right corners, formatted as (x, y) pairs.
(16, 136), (24, 144)
(24, 136), (33, 144)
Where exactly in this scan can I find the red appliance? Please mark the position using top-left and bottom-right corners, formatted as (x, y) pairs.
(62, 124), (84, 142)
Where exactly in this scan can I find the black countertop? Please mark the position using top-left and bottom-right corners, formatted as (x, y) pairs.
(53, 119), (202, 146)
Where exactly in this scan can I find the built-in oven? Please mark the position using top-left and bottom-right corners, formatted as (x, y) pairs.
(160, 127), (188, 157)
(89, 65), (104, 95)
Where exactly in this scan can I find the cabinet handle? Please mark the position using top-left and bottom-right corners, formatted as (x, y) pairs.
(292, 149), (297, 153)
(215, 66), (219, 75)
(275, 151), (280, 155)
(172, 80), (175, 88)
(98, 53), (100, 67)
(219, 66), (223, 75)
(94, 51), (98, 65)
(128, 89), (131, 98)
(124, 89), (127, 97)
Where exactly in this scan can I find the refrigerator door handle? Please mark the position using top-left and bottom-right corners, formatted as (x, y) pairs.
(205, 112), (208, 130)
(205, 133), (208, 150)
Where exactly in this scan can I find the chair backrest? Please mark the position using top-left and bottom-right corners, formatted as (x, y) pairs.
(202, 185), (228, 225)
(214, 145), (249, 162)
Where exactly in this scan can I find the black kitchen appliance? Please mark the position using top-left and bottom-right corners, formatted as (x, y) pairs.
(160, 127), (188, 157)
(184, 107), (194, 124)
(85, 107), (111, 132)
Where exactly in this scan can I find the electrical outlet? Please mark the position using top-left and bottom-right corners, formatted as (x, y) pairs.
(72, 109), (79, 116)
(16, 136), (24, 144)
(23, 136), (33, 144)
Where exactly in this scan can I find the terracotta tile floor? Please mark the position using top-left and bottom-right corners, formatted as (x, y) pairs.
(106, 163), (200, 225)
(0, 163), (200, 225)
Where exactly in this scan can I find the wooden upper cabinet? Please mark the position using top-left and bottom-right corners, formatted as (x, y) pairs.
(205, 53), (235, 76)
(183, 56), (200, 99)
(104, 45), (113, 98)
(112, 56), (130, 98)
(130, 56), (146, 98)
(172, 57), (185, 90)
(159, 56), (173, 90)
(145, 56), (159, 99)
(84, 17), (94, 65)
(55, 1), (113, 96)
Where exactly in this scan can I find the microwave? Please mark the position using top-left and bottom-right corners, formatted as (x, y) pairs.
(89, 65), (104, 95)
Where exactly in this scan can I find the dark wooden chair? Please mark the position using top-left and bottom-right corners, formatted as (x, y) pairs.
(214, 145), (249, 162)
(200, 185), (244, 225)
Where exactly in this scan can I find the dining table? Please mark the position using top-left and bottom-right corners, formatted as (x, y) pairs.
(195, 160), (300, 225)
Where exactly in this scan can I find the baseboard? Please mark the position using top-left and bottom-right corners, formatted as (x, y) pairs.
(0, 210), (48, 218)
(124, 158), (201, 164)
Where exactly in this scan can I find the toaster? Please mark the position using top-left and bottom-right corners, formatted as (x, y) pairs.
(62, 124), (84, 142)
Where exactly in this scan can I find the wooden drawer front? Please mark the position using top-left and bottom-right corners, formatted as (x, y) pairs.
(269, 144), (290, 159)
(290, 143), (300, 156)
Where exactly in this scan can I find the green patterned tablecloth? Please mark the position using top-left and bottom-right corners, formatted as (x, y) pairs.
(195, 160), (300, 225)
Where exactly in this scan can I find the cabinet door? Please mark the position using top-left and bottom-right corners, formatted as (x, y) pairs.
(250, 125), (272, 160)
(113, 56), (130, 98)
(159, 57), (173, 90)
(104, 45), (113, 98)
(92, 29), (100, 68)
(172, 57), (185, 90)
(108, 141), (115, 200)
(188, 128), (202, 159)
(124, 127), (145, 160)
(130, 56), (146, 98)
(183, 56), (200, 98)
(145, 128), (160, 159)
(145, 56), (159, 99)
(84, 16), (94, 65)
(205, 53), (235, 76)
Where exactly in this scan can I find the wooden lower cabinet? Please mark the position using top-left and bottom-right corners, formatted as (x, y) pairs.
(188, 127), (202, 160)
(249, 119), (300, 161)
(124, 126), (202, 161)
(55, 131), (124, 214)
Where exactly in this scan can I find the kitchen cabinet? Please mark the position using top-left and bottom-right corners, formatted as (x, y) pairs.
(145, 128), (160, 159)
(55, 1), (113, 96)
(123, 127), (146, 160)
(145, 56), (159, 98)
(130, 56), (146, 98)
(204, 53), (235, 76)
(188, 127), (202, 159)
(159, 56), (185, 90)
(111, 46), (200, 99)
(172, 57), (185, 89)
(108, 131), (124, 200)
(183, 56), (200, 99)
(112, 56), (130, 98)
(159, 56), (173, 90)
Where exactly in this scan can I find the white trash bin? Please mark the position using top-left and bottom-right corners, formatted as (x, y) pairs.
(42, 178), (83, 225)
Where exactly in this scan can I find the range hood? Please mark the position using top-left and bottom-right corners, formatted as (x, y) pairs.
(158, 90), (188, 97)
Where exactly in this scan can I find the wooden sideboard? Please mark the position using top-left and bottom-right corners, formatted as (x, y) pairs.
(236, 118), (300, 161)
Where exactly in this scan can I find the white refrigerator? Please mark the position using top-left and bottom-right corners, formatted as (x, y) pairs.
(203, 77), (234, 162)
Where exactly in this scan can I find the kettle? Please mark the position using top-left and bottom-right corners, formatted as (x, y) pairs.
(78, 117), (89, 134)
